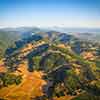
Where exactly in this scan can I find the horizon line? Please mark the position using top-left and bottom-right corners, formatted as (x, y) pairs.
(0, 26), (100, 29)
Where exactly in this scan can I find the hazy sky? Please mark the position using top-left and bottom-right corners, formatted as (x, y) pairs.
(0, 0), (100, 28)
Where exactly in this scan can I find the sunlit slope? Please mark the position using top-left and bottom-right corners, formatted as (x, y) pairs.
(0, 61), (46, 100)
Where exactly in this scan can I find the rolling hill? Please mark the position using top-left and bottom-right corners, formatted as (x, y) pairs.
(0, 28), (100, 100)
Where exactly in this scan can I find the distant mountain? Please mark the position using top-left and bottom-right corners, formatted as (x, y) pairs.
(48, 27), (100, 42)
(73, 32), (100, 42)
(50, 27), (100, 33)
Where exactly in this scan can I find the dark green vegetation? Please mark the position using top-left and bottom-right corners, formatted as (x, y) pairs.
(0, 72), (22, 88)
(0, 28), (100, 100)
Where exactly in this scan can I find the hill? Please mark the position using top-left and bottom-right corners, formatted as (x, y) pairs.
(0, 29), (100, 100)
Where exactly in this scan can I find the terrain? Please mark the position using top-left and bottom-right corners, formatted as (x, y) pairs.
(0, 27), (100, 100)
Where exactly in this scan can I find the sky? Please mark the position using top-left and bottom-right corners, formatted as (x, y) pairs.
(0, 0), (100, 28)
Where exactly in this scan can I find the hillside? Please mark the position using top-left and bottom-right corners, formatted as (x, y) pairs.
(0, 30), (100, 100)
(0, 30), (21, 58)
(0, 27), (44, 58)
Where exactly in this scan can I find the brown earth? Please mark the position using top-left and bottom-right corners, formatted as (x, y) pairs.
(0, 59), (6, 72)
(0, 61), (47, 100)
